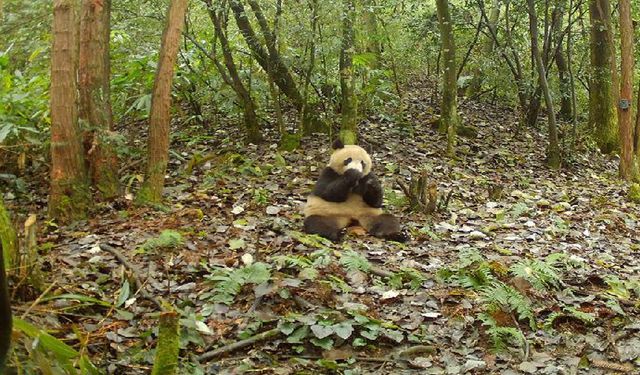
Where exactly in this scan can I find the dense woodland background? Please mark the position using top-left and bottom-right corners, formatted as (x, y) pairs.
(1, 0), (640, 374)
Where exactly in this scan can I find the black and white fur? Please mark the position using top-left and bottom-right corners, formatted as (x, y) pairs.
(303, 140), (407, 242)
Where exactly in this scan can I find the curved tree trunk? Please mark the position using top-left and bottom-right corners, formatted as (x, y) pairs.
(589, 0), (618, 154)
(79, 0), (119, 199)
(137, 0), (189, 204)
(528, 0), (560, 168)
(206, 2), (261, 144)
(436, 0), (458, 156)
(339, 0), (357, 144)
(50, 0), (91, 222)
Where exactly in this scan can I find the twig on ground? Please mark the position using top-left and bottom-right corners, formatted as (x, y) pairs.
(20, 281), (57, 319)
(99, 243), (163, 310)
(197, 328), (281, 362)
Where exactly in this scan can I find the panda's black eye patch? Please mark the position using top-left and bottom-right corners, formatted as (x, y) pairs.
(361, 161), (366, 168)
(343, 157), (352, 166)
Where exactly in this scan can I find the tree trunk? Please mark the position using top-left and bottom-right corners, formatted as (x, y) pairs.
(229, 1), (301, 109)
(206, 2), (261, 144)
(618, 0), (636, 179)
(362, 0), (381, 68)
(79, 0), (119, 199)
(50, 0), (91, 222)
(552, 0), (572, 120)
(436, 0), (458, 156)
(137, 0), (189, 204)
(528, 0), (561, 169)
(467, 0), (499, 97)
(339, 0), (357, 144)
(589, 0), (618, 154)
(0, 199), (11, 373)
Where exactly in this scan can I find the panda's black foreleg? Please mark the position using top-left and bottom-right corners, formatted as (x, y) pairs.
(363, 214), (409, 242)
(304, 215), (344, 242)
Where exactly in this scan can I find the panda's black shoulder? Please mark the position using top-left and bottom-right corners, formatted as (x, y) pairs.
(313, 167), (340, 192)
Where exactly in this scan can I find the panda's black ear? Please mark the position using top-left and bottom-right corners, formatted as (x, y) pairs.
(332, 139), (345, 149)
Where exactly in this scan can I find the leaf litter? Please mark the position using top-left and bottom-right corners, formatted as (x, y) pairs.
(4, 78), (640, 374)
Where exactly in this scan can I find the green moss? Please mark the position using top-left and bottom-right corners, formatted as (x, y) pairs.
(339, 129), (357, 145)
(151, 310), (180, 375)
(628, 183), (640, 203)
(279, 132), (300, 151)
(0, 197), (17, 269)
(48, 179), (91, 223)
(138, 230), (184, 253)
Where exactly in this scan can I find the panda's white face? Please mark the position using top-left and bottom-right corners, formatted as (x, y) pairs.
(328, 144), (372, 176)
(345, 158), (364, 173)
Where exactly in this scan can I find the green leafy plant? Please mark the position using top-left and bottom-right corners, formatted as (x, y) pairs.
(137, 230), (185, 253)
(339, 250), (371, 272)
(509, 255), (564, 291)
(204, 262), (272, 304)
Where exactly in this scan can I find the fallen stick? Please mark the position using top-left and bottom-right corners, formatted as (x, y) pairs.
(99, 244), (163, 310)
(197, 328), (281, 362)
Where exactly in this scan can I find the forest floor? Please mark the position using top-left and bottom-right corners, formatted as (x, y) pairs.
(5, 78), (640, 374)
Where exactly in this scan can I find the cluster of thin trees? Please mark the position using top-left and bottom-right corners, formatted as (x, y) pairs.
(48, 0), (640, 223)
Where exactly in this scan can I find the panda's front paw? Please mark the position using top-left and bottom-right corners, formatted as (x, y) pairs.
(344, 169), (363, 184)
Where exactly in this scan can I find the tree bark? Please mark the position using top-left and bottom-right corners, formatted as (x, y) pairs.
(589, 0), (619, 154)
(137, 0), (189, 204)
(436, 0), (458, 156)
(0, 199), (11, 372)
(339, 0), (357, 144)
(552, 0), (572, 120)
(467, 0), (499, 97)
(528, 0), (561, 169)
(229, 1), (301, 109)
(362, 0), (381, 68)
(79, 0), (119, 199)
(618, 0), (636, 179)
(50, 0), (91, 222)
(205, 1), (261, 144)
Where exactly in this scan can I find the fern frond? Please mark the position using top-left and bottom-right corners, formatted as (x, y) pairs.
(339, 250), (371, 272)
(509, 258), (562, 291)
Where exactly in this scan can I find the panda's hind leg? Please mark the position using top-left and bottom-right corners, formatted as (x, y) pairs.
(304, 215), (351, 242)
(360, 214), (408, 242)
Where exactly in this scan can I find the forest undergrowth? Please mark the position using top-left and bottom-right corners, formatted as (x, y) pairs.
(5, 78), (640, 374)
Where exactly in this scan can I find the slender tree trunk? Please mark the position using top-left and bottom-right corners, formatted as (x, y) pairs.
(362, 0), (381, 68)
(552, 0), (572, 120)
(79, 0), (119, 199)
(50, 0), (91, 222)
(589, 0), (618, 154)
(528, 0), (561, 168)
(467, 0), (499, 97)
(436, 0), (458, 156)
(206, 2), (261, 143)
(618, 0), (636, 179)
(229, 0), (302, 109)
(137, 0), (189, 204)
(0, 200), (10, 373)
(339, 0), (357, 144)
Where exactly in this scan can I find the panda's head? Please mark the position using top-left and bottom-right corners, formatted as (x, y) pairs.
(328, 139), (372, 176)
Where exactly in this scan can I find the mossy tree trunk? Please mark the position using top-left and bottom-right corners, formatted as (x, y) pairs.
(467, 0), (499, 97)
(436, 0), (458, 156)
(339, 0), (357, 145)
(50, 0), (91, 222)
(589, 0), (619, 154)
(527, 0), (561, 169)
(205, 0), (262, 144)
(618, 0), (637, 180)
(137, 0), (189, 205)
(150, 311), (180, 375)
(79, 0), (119, 199)
(552, 0), (572, 121)
(362, 0), (381, 68)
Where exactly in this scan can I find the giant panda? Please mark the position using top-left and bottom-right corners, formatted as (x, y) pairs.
(303, 139), (407, 242)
